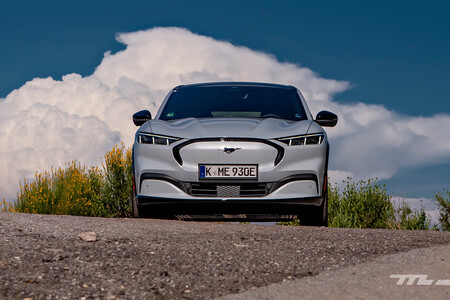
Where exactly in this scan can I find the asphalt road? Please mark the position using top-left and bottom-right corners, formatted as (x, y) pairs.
(1, 212), (449, 299)
(220, 244), (450, 300)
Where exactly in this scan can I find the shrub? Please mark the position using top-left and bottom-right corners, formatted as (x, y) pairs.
(328, 178), (430, 230)
(328, 179), (394, 228)
(13, 144), (132, 218)
(14, 162), (103, 216)
(99, 144), (133, 218)
(435, 188), (450, 231)
(1, 198), (15, 212)
(392, 201), (430, 230)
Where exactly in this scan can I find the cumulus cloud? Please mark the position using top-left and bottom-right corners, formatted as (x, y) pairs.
(0, 27), (449, 199)
(326, 106), (450, 180)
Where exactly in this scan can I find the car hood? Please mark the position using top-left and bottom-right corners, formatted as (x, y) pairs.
(140, 118), (322, 139)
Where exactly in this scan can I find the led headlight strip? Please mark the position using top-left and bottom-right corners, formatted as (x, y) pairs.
(137, 132), (181, 145)
(276, 133), (324, 146)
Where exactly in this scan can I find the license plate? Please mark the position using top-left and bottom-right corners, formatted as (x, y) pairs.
(199, 164), (258, 179)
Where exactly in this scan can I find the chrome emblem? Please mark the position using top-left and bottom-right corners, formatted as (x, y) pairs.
(221, 147), (241, 155)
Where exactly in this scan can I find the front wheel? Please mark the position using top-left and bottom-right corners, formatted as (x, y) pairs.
(300, 190), (328, 227)
(131, 188), (141, 218)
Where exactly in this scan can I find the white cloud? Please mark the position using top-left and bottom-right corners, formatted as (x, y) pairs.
(0, 27), (449, 199)
(327, 107), (450, 180)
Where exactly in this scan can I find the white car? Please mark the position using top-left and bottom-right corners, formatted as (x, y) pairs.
(131, 82), (337, 225)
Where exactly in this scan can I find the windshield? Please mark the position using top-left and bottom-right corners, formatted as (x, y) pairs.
(159, 86), (307, 121)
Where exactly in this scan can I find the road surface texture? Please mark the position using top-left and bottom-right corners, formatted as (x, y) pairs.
(220, 244), (450, 300)
(1, 212), (449, 299)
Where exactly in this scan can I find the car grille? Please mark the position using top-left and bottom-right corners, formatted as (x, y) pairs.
(189, 183), (269, 197)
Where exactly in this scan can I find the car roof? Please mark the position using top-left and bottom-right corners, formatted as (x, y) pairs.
(174, 82), (296, 90)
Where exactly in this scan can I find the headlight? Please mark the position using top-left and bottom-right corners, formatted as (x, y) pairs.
(276, 133), (324, 146)
(137, 132), (181, 145)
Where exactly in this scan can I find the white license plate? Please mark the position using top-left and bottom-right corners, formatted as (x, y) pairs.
(199, 165), (258, 179)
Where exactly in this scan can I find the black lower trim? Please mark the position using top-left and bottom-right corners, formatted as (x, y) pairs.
(136, 195), (324, 216)
(137, 195), (322, 206)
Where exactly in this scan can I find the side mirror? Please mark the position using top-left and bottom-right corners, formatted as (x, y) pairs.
(315, 111), (338, 127)
(133, 110), (152, 126)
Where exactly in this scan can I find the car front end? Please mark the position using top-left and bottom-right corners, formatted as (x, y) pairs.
(131, 82), (337, 225)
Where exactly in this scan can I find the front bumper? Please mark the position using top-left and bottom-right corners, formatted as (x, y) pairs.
(138, 173), (321, 200)
(136, 173), (325, 218)
(134, 137), (328, 200)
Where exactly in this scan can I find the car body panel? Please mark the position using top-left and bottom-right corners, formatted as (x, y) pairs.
(141, 118), (316, 140)
(139, 179), (318, 199)
(132, 82), (332, 219)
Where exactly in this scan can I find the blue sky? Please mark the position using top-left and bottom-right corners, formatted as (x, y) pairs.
(1, 0), (449, 199)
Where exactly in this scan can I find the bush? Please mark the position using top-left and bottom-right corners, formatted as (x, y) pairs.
(435, 188), (450, 231)
(14, 162), (103, 216)
(328, 178), (430, 230)
(13, 144), (132, 218)
(99, 144), (133, 218)
(1, 198), (15, 212)
(392, 201), (430, 230)
(328, 179), (394, 228)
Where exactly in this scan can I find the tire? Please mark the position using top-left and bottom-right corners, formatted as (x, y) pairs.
(300, 189), (328, 227)
(132, 189), (172, 219)
(131, 188), (141, 218)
